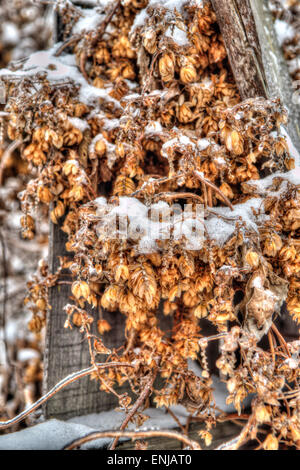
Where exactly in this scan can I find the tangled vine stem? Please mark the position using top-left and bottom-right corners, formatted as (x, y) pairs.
(193, 170), (234, 211)
(54, 34), (82, 57)
(0, 140), (22, 185)
(0, 363), (133, 430)
(110, 371), (158, 450)
(216, 409), (257, 450)
(78, 0), (121, 83)
(64, 430), (201, 450)
(0, 229), (9, 367)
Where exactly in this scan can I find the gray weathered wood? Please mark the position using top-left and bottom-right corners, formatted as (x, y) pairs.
(211, 0), (300, 151)
(43, 4), (130, 421)
(43, 218), (127, 420)
(211, 0), (268, 99)
(115, 420), (256, 450)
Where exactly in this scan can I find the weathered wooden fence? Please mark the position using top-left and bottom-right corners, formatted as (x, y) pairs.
(43, 0), (300, 422)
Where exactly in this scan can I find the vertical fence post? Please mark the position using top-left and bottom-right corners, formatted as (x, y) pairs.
(211, 0), (300, 151)
(43, 4), (127, 420)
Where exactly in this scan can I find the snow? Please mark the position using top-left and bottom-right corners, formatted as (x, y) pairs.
(282, 126), (300, 167)
(101, 118), (120, 131)
(72, 10), (105, 35)
(0, 419), (100, 450)
(0, 49), (121, 109)
(95, 196), (204, 252)
(145, 121), (163, 135)
(67, 117), (89, 133)
(274, 19), (295, 46)
(200, 77), (213, 89)
(2, 22), (20, 45)
(132, 0), (203, 35)
(205, 198), (264, 245)
(131, 9), (148, 30)
(197, 139), (210, 151)
(161, 134), (196, 158)
(245, 129), (300, 194)
(284, 358), (298, 370)
(165, 25), (189, 46)
(251, 276), (263, 289)
(17, 348), (40, 363)
(0, 407), (190, 450)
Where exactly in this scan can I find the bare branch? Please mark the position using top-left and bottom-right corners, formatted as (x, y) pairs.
(0, 140), (22, 186)
(193, 171), (234, 211)
(110, 371), (158, 450)
(64, 429), (201, 450)
(0, 362), (133, 430)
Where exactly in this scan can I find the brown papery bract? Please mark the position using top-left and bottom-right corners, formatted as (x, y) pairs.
(1, 0), (300, 450)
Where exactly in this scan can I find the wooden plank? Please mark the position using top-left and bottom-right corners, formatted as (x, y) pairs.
(43, 3), (130, 421)
(211, 0), (300, 151)
(43, 217), (128, 420)
(211, 0), (268, 99)
(116, 421), (244, 450)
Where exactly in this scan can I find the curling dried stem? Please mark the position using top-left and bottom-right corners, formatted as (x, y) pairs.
(0, 140), (22, 185)
(193, 170), (234, 211)
(65, 429), (201, 450)
(54, 34), (82, 57)
(271, 324), (291, 358)
(109, 371), (158, 450)
(0, 363), (133, 430)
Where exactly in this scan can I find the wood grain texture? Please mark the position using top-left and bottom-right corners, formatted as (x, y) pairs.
(211, 0), (268, 99)
(43, 218), (127, 420)
(211, 0), (300, 150)
(250, 0), (300, 150)
(116, 421), (248, 450)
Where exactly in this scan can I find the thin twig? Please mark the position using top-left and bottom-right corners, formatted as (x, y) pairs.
(0, 229), (10, 367)
(216, 413), (255, 450)
(123, 328), (137, 355)
(193, 170), (234, 211)
(271, 323), (291, 358)
(153, 191), (203, 204)
(54, 34), (82, 57)
(166, 407), (188, 436)
(268, 330), (276, 363)
(64, 429), (201, 450)
(110, 371), (158, 450)
(205, 208), (238, 222)
(0, 363), (133, 430)
(0, 140), (22, 185)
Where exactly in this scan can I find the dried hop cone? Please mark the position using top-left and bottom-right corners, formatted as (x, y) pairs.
(71, 281), (91, 300)
(159, 53), (175, 82)
(180, 63), (197, 84)
(143, 29), (157, 54)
